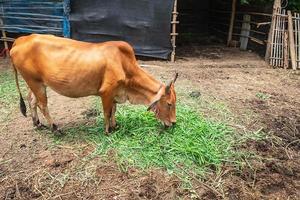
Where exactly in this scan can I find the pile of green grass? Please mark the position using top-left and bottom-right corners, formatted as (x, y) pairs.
(62, 103), (237, 179)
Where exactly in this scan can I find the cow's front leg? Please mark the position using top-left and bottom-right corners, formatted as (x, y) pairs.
(110, 103), (117, 129)
(101, 96), (114, 134)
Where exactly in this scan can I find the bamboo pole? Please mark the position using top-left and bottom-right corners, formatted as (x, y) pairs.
(282, 9), (287, 67)
(294, 13), (297, 68)
(288, 10), (297, 70)
(170, 0), (178, 63)
(273, 8), (280, 66)
(227, 0), (237, 46)
(265, 0), (281, 62)
(279, 9), (285, 66)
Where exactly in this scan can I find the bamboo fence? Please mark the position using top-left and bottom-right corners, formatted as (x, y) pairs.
(268, 8), (300, 70)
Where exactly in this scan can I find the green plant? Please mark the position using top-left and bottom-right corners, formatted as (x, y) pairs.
(256, 92), (270, 100)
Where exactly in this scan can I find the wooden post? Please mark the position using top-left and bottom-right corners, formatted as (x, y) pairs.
(0, 18), (9, 57)
(283, 31), (289, 69)
(288, 10), (297, 70)
(296, 13), (300, 69)
(240, 14), (251, 50)
(171, 0), (178, 62)
(265, 0), (281, 62)
(227, 0), (237, 46)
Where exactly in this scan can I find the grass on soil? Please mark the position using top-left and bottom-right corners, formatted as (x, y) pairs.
(0, 69), (25, 123)
(0, 68), (263, 187)
(58, 102), (257, 184)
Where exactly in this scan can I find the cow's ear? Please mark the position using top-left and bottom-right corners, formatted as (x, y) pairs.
(173, 72), (178, 83)
(147, 100), (158, 111)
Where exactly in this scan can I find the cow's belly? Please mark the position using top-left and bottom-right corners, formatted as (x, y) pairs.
(49, 84), (99, 98)
(44, 72), (101, 98)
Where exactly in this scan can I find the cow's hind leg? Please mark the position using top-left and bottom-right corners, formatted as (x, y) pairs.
(27, 90), (39, 126)
(27, 90), (47, 129)
(27, 81), (59, 134)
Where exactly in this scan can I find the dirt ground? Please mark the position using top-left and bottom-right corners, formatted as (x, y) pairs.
(0, 45), (299, 199)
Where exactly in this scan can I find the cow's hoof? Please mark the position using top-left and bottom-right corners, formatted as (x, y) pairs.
(51, 124), (62, 136)
(105, 127), (114, 135)
(112, 123), (119, 130)
(33, 119), (40, 127)
(36, 123), (48, 130)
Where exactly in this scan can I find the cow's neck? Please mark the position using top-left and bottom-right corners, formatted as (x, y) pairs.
(127, 68), (163, 105)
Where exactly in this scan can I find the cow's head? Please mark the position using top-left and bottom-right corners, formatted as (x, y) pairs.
(148, 73), (178, 127)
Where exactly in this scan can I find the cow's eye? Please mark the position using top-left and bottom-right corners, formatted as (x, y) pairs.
(167, 103), (172, 107)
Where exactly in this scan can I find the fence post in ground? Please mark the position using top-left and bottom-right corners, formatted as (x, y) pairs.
(171, 0), (178, 62)
(288, 11), (297, 70)
(240, 15), (251, 50)
(227, 0), (237, 46)
(0, 18), (9, 57)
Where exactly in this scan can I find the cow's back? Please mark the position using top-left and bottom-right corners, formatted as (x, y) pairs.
(10, 34), (116, 97)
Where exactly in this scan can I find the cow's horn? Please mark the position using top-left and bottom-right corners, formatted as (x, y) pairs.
(166, 73), (178, 93)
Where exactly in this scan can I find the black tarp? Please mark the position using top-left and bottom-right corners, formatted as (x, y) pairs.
(70, 0), (174, 59)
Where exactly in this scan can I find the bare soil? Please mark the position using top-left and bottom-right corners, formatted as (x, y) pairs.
(1, 45), (299, 199)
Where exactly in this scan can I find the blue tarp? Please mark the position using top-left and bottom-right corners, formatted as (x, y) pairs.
(0, 0), (70, 37)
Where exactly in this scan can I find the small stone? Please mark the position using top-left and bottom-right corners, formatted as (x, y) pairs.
(45, 158), (55, 166)
(189, 91), (201, 98)
(20, 144), (26, 148)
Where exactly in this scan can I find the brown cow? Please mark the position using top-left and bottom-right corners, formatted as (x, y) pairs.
(10, 34), (177, 134)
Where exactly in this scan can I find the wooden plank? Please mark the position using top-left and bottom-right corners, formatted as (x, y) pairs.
(227, 0), (237, 46)
(296, 13), (300, 68)
(213, 22), (267, 35)
(0, 18), (9, 57)
(288, 11), (297, 70)
(265, 0), (281, 62)
(283, 31), (289, 69)
(240, 15), (251, 50)
(250, 37), (265, 45)
(0, 37), (15, 42)
(298, 13), (300, 68)
(235, 19), (271, 26)
(294, 13), (298, 68)
(211, 9), (272, 17)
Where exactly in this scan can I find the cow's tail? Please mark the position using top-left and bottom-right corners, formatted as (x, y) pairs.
(12, 63), (27, 117)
